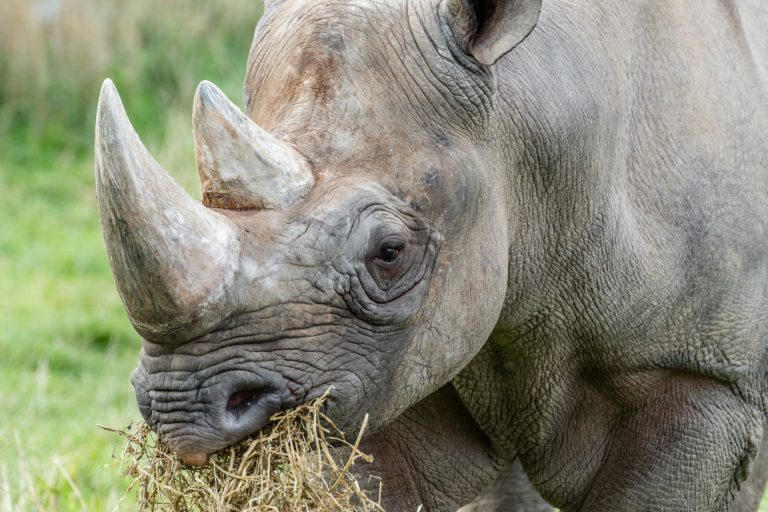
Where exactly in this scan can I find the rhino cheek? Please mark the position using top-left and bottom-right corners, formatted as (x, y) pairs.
(384, 196), (510, 418)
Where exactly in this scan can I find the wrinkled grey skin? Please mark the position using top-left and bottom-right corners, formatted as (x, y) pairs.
(97, 0), (768, 510)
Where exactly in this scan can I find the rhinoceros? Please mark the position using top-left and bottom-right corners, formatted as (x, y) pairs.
(95, 0), (768, 510)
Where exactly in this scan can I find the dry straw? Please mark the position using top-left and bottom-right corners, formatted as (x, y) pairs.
(100, 391), (383, 512)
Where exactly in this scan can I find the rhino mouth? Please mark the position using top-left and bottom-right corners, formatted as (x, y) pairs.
(130, 328), (388, 460)
(132, 361), (301, 459)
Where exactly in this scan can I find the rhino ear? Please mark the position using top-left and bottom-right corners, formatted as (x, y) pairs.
(445, 0), (542, 66)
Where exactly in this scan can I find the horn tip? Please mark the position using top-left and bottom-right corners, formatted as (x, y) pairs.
(98, 78), (120, 108)
(96, 78), (127, 132)
(100, 77), (116, 92)
(198, 79), (216, 91)
(95, 78), (125, 193)
(94, 77), (148, 190)
(194, 80), (227, 115)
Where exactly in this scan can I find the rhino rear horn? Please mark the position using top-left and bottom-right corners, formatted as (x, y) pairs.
(95, 79), (240, 344)
(193, 80), (314, 210)
(445, 0), (542, 65)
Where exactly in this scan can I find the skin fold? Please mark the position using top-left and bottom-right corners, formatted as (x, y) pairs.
(351, 384), (551, 511)
(95, 0), (768, 510)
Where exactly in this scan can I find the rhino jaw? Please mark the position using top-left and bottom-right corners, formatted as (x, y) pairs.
(95, 79), (241, 344)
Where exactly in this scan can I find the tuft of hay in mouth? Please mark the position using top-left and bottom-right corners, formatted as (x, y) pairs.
(100, 391), (383, 511)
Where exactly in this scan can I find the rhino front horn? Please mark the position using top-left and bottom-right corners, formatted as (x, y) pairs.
(95, 79), (240, 344)
(193, 80), (314, 210)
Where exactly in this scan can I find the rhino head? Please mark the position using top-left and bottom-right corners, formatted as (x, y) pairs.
(96, 0), (540, 465)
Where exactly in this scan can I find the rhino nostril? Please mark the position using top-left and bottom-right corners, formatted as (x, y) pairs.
(226, 388), (270, 419)
(220, 382), (284, 438)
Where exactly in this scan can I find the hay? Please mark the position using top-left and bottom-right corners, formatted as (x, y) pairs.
(100, 391), (383, 511)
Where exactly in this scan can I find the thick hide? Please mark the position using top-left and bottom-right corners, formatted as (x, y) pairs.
(97, 0), (768, 510)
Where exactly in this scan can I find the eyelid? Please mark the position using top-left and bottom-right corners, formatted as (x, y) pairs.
(381, 239), (405, 249)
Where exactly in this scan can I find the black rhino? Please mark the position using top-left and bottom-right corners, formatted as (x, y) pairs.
(95, 0), (768, 510)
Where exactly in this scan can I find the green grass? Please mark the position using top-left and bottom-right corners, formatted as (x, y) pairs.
(1, 0), (768, 510)
(0, 153), (140, 510)
(0, 94), (252, 511)
(0, 104), (244, 511)
(0, 1), (261, 508)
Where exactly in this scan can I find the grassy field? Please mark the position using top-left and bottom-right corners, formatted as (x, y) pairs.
(2, 1), (768, 511)
(0, 0), (261, 509)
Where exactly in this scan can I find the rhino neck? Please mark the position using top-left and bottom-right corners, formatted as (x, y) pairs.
(355, 384), (503, 511)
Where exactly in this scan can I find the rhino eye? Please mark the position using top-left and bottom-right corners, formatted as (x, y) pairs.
(376, 242), (403, 264)
(357, 217), (433, 303)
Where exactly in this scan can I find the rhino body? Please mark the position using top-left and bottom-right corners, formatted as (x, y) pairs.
(95, 0), (768, 510)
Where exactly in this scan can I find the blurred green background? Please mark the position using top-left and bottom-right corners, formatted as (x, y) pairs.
(2, 0), (768, 511)
(0, 0), (262, 509)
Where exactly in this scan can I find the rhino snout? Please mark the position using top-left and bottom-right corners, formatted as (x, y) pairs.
(132, 365), (289, 461)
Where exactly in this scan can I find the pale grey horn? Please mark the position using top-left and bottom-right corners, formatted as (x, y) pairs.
(193, 80), (314, 210)
(95, 79), (240, 344)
